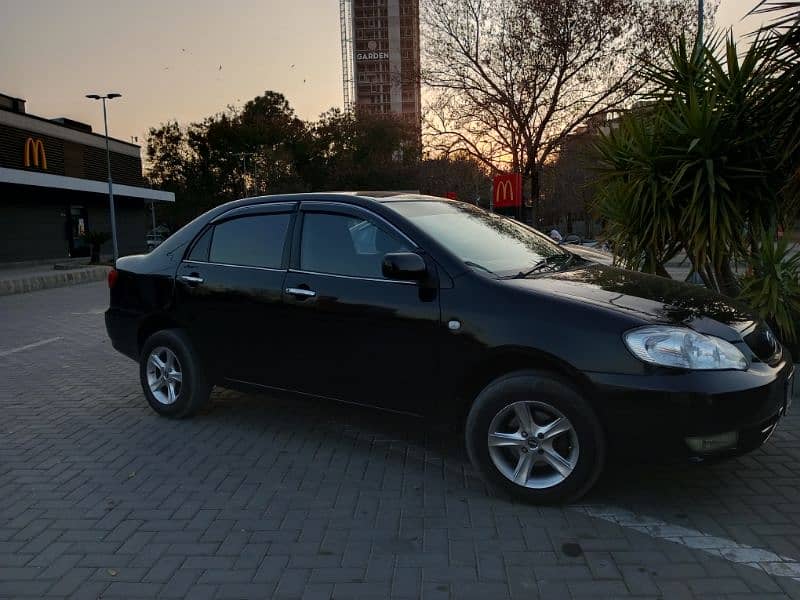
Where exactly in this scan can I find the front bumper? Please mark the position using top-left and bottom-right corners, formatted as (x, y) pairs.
(587, 358), (794, 459)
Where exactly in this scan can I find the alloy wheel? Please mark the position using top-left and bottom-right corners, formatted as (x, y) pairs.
(487, 400), (579, 489)
(146, 346), (183, 405)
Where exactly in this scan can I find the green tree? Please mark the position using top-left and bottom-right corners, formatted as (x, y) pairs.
(145, 93), (310, 227)
(145, 93), (427, 227)
(422, 0), (713, 222)
(417, 155), (491, 204)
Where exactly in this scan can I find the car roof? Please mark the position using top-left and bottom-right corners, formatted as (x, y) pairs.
(371, 193), (447, 203)
(237, 192), (450, 205)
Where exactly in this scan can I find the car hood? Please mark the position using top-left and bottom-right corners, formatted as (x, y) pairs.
(505, 264), (757, 342)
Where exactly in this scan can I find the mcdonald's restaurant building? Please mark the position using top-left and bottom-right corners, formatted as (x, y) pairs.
(0, 92), (174, 263)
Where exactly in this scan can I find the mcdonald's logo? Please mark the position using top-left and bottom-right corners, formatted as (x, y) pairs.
(23, 137), (48, 170)
(496, 180), (513, 204)
(493, 173), (521, 208)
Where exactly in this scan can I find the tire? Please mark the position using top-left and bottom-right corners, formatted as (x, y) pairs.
(139, 329), (211, 418)
(465, 370), (605, 504)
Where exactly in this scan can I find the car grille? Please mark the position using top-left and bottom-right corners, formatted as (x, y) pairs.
(744, 323), (782, 364)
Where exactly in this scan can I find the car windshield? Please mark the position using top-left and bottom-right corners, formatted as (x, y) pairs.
(386, 200), (570, 277)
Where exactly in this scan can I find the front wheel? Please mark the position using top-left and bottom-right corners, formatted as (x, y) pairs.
(465, 370), (605, 504)
(139, 329), (211, 418)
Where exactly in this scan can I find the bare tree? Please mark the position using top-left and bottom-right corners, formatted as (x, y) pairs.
(422, 0), (715, 222)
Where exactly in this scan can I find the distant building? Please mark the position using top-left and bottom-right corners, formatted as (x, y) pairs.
(341, 0), (421, 131)
(539, 112), (621, 238)
(0, 92), (173, 262)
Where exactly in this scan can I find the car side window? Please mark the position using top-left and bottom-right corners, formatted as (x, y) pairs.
(187, 228), (213, 262)
(209, 213), (291, 268)
(300, 212), (409, 278)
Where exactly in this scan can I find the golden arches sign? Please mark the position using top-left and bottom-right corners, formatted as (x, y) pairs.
(495, 179), (513, 205)
(23, 137), (47, 170)
(492, 173), (521, 208)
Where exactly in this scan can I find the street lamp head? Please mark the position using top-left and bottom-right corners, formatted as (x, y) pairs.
(86, 93), (122, 100)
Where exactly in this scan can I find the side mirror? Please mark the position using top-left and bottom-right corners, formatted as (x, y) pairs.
(382, 252), (427, 281)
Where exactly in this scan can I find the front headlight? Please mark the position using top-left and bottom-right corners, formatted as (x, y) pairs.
(624, 326), (748, 371)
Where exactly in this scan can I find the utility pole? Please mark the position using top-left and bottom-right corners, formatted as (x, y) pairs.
(694, 0), (705, 59)
(241, 154), (248, 196)
(698, 0), (704, 41)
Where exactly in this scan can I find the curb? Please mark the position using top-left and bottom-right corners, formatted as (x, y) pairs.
(0, 266), (111, 297)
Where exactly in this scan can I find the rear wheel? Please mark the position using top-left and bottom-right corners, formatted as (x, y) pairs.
(465, 370), (605, 504)
(139, 329), (210, 418)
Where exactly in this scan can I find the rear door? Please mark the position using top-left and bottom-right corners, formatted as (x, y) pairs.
(280, 201), (441, 415)
(174, 202), (296, 384)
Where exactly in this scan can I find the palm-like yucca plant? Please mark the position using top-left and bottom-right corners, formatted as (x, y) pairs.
(595, 34), (775, 294)
(750, 1), (800, 217)
(744, 1), (800, 348)
(593, 109), (682, 275)
(81, 230), (111, 264)
(740, 234), (800, 345)
(594, 10), (800, 347)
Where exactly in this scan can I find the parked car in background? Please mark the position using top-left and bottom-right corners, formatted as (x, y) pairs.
(145, 233), (165, 252)
(106, 193), (794, 503)
(567, 243), (614, 266)
(145, 225), (170, 252)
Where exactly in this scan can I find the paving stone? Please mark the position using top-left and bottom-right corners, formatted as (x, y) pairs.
(687, 577), (753, 594)
(102, 582), (162, 597)
(196, 569), (255, 584)
(568, 580), (631, 597)
(2, 282), (800, 600)
(308, 567), (365, 583)
(215, 583), (278, 599)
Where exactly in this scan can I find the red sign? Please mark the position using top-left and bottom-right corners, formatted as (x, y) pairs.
(493, 173), (522, 208)
(444, 192), (457, 200)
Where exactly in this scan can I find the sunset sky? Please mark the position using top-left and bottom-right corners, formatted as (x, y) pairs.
(0, 1), (772, 148)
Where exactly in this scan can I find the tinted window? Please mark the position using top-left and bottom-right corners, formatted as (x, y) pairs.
(209, 214), (290, 268)
(300, 212), (409, 278)
(188, 228), (212, 261)
(386, 201), (567, 277)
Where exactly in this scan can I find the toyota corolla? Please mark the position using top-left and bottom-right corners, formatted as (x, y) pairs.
(105, 193), (794, 503)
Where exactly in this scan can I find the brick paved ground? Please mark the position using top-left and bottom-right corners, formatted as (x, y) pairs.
(1, 281), (800, 599)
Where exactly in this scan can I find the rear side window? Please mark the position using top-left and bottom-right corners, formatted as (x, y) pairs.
(209, 213), (291, 268)
(188, 228), (212, 261)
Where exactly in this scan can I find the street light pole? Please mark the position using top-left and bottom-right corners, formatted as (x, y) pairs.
(86, 93), (122, 261)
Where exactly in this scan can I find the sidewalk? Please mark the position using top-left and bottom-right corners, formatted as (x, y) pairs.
(0, 259), (111, 296)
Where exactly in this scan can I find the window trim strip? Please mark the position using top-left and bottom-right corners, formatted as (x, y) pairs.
(288, 268), (417, 285)
(182, 260), (285, 273)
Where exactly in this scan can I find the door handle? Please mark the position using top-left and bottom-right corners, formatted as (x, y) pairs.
(178, 275), (204, 285)
(286, 287), (316, 298)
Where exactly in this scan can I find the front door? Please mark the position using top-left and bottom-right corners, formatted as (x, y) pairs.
(173, 203), (296, 384)
(67, 205), (89, 257)
(280, 202), (441, 415)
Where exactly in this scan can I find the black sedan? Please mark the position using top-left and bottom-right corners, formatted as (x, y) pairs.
(106, 193), (795, 503)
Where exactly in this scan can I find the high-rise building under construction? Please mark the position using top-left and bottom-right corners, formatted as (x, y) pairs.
(340, 0), (421, 130)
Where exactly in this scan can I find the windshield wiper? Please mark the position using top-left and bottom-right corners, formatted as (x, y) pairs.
(509, 253), (573, 279)
(464, 260), (497, 276)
